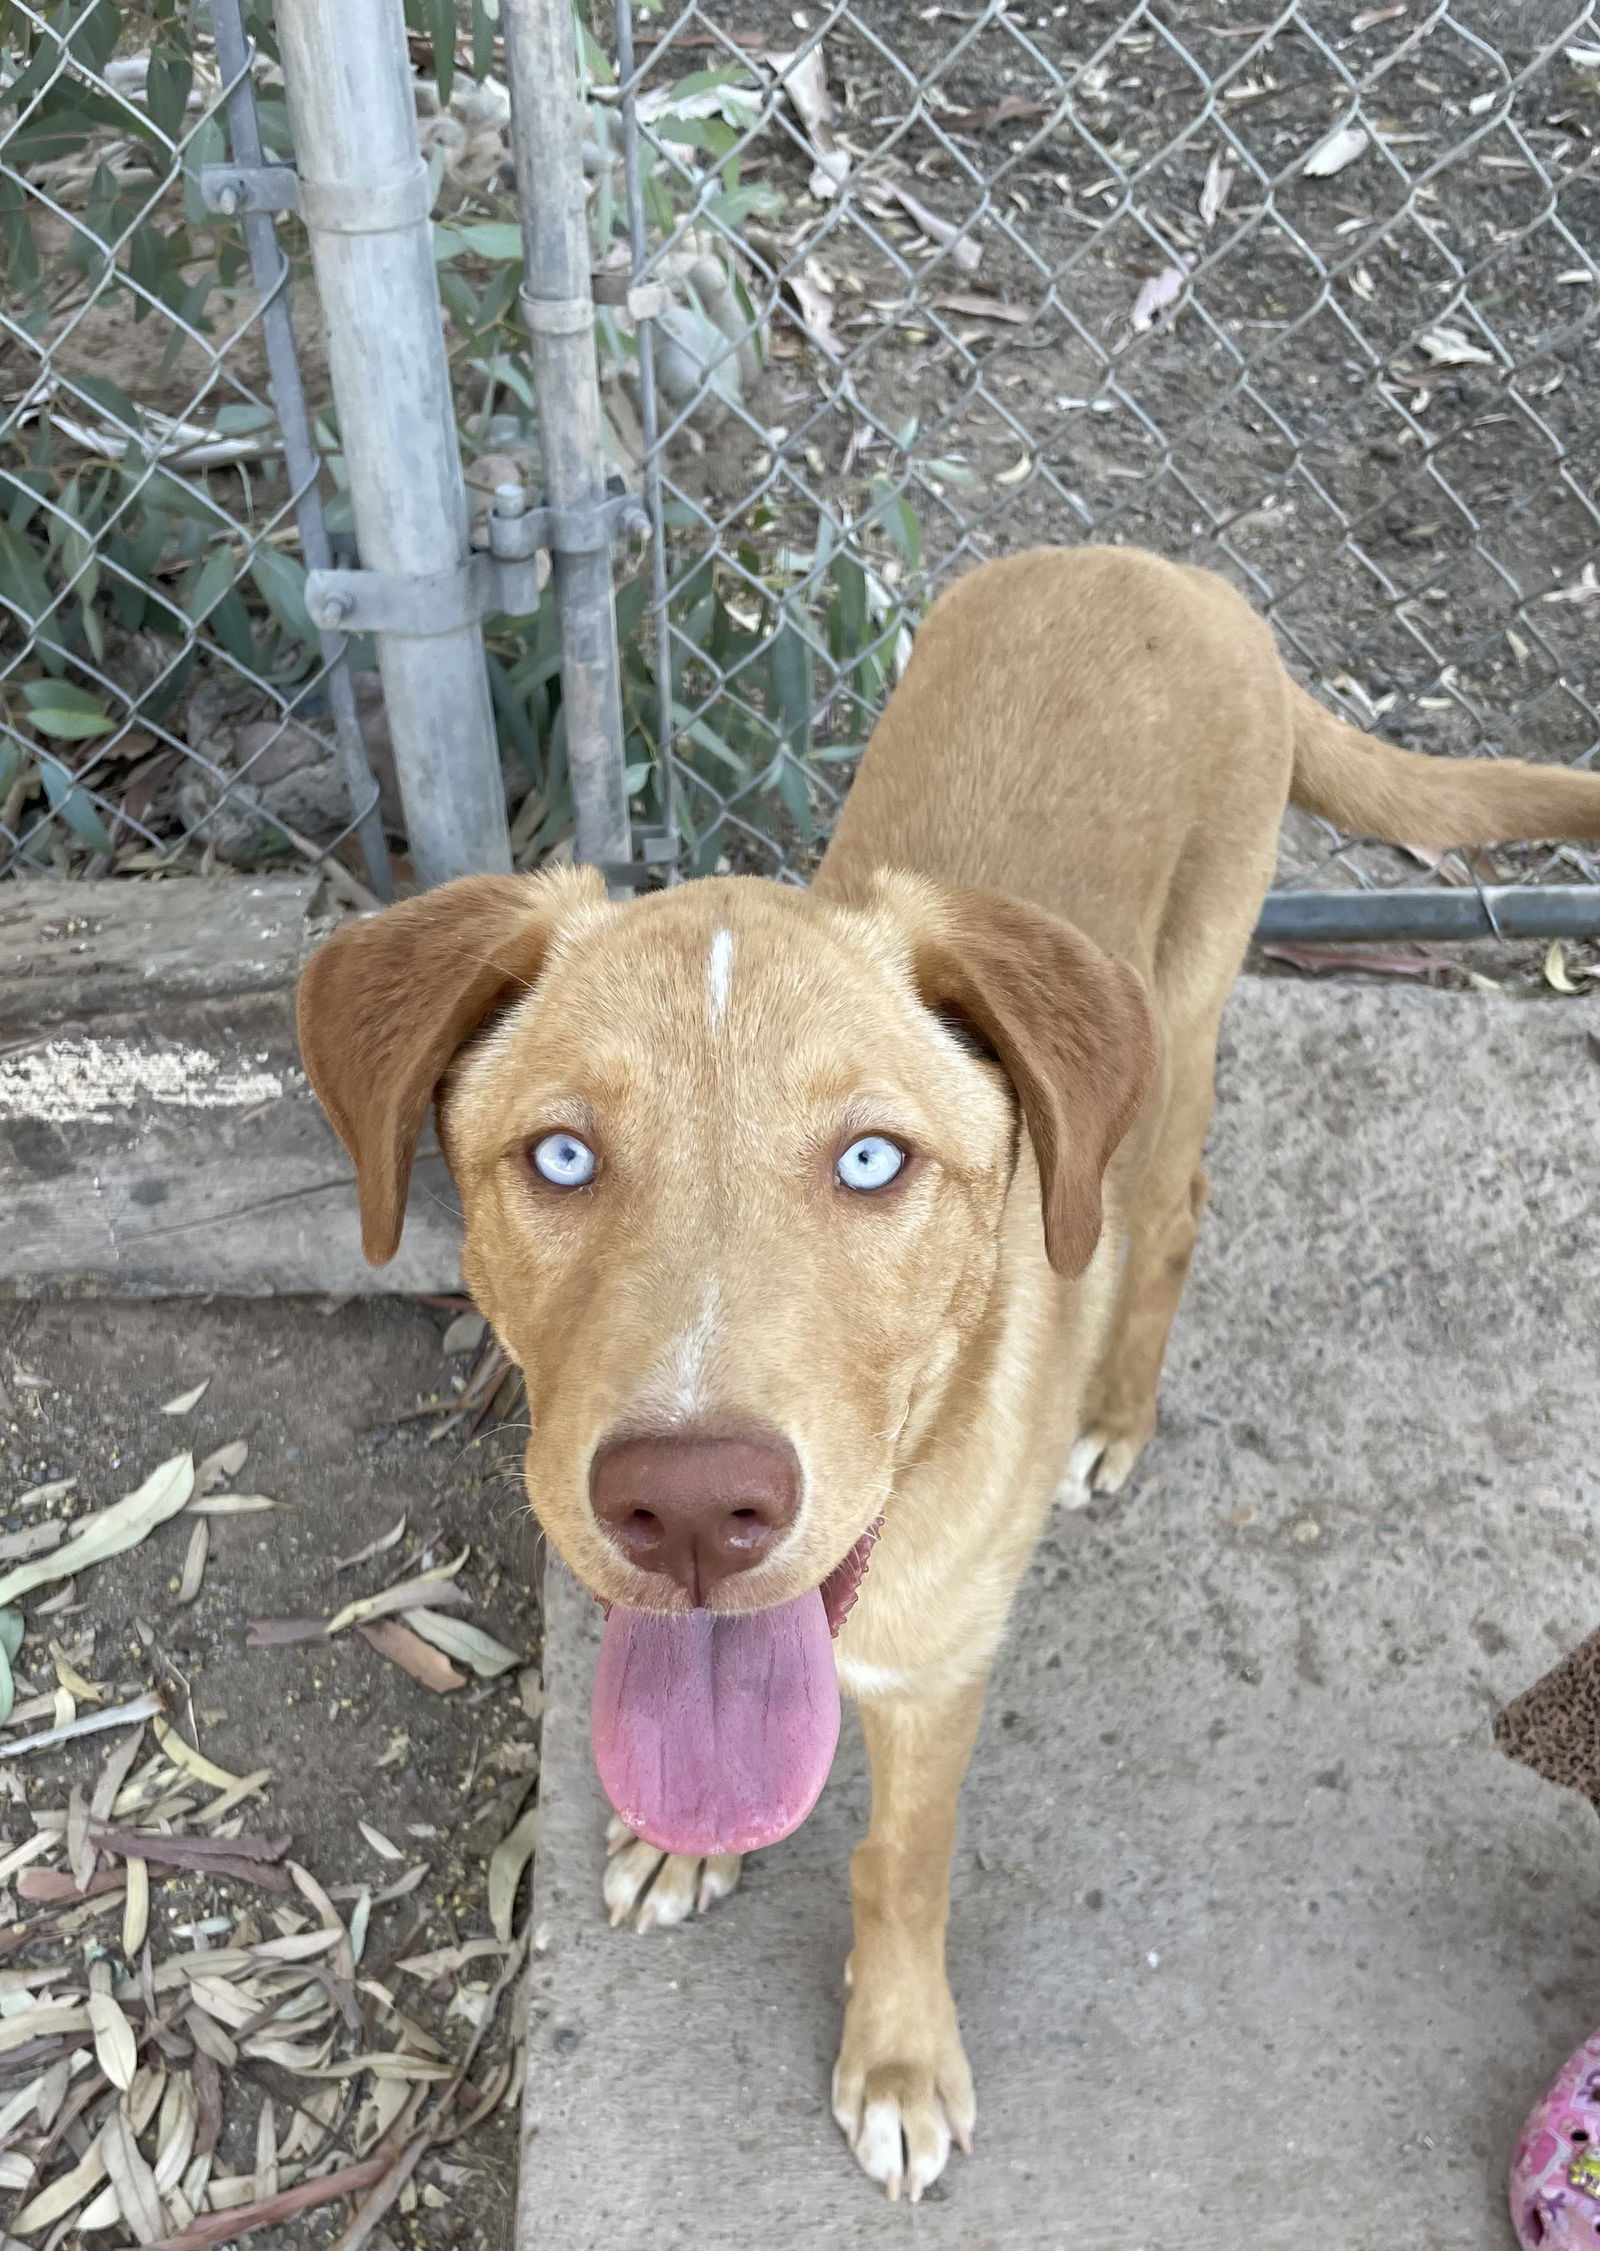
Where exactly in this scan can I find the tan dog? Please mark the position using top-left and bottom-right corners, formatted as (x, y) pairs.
(298, 546), (1600, 2200)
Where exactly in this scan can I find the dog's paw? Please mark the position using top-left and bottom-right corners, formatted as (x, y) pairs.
(831, 1986), (975, 2201)
(1059, 1418), (1153, 1508)
(601, 1816), (741, 1933)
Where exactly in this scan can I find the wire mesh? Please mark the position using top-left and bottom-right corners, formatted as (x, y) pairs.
(605, 0), (1600, 898)
(0, 2), (384, 890)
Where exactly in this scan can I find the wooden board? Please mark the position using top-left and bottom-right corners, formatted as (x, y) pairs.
(0, 880), (462, 1297)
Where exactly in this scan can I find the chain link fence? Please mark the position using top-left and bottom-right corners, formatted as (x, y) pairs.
(4, 1), (1599, 921)
(603, 0), (1600, 908)
(1, 0), (390, 895)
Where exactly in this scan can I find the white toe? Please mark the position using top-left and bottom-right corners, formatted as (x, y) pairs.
(601, 1827), (744, 1931)
(1060, 1436), (1104, 1507)
(696, 1854), (741, 1915)
(636, 1853), (699, 1931)
(854, 2100), (906, 2197)
(603, 1836), (665, 1926)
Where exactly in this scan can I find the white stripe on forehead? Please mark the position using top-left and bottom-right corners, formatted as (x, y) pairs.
(706, 928), (734, 1030)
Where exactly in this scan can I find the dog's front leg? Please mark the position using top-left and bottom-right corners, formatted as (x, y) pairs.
(832, 1677), (985, 2201)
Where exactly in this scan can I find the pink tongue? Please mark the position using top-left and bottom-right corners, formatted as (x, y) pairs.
(592, 1592), (841, 1858)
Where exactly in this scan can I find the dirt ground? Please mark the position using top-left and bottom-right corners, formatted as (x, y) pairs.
(0, 1294), (535, 2247)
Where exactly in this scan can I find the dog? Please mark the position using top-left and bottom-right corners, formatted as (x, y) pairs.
(297, 545), (1600, 2200)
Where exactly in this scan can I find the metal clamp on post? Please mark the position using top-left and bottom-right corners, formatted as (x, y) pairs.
(304, 481), (649, 634)
(200, 163), (301, 216)
(594, 827), (679, 890)
(520, 288), (596, 338)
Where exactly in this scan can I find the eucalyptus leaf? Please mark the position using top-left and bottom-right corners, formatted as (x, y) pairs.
(249, 544), (319, 650)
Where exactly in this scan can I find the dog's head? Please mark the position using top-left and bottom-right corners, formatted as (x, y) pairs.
(298, 865), (1152, 1853)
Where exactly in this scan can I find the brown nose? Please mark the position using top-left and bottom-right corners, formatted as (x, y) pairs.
(589, 1431), (799, 1606)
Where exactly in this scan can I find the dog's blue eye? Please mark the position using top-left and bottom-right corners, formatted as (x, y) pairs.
(531, 1132), (597, 1187)
(836, 1135), (906, 1192)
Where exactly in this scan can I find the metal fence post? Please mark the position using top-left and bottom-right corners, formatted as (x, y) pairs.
(501, 0), (634, 883)
(209, 0), (393, 902)
(275, 0), (512, 888)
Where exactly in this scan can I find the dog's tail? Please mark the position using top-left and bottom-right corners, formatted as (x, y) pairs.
(1289, 683), (1600, 847)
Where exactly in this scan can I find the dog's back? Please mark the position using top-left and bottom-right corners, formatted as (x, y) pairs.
(819, 544), (1600, 992)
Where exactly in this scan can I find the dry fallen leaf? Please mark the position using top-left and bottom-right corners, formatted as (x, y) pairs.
(254, 2095), (279, 2204)
(1129, 259), (1190, 331)
(439, 1312), (486, 1358)
(159, 1381), (210, 1416)
(879, 182), (982, 273)
(1417, 324), (1494, 367)
(932, 91), (1049, 130)
(89, 1985), (139, 2091)
(324, 1554), (469, 1639)
(141, 2152), (393, 2250)
(1543, 939), (1586, 994)
(934, 292), (1030, 323)
(783, 267), (842, 358)
(1351, 2), (1406, 27)
(0, 1520), (66, 1564)
(2, 1688), (165, 1758)
(1199, 146), (1235, 228)
(487, 1806), (540, 1942)
(1542, 562), (1600, 606)
(124, 1852), (151, 1956)
(176, 1518), (209, 1607)
(1303, 122), (1370, 176)
(399, 1610), (520, 1679)
(1262, 943), (1440, 978)
(357, 1820), (404, 1864)
(335, 1516), (408, 1573)
(101, 2105), (165, 2241)
(13, 2141), (107, 2234)
(154, 1716), (243, 1792)
(0, 1453), (194, 1609)
(188, 1492), (280, 1519)
(358, 1620), (466, 1694)
(15, 1476), (75, 1510)
(193, 1440), (247, 1494)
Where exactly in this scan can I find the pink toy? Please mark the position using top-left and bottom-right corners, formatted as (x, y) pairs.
(1511, 2030), (1600, 2246)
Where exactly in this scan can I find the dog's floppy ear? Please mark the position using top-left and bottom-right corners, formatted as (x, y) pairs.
(297, 865), (605, 1265)
(895, 878), (1156, 1278)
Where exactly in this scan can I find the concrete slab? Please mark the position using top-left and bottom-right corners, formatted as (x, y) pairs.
(523, 977), (1600, 2251)
(0, 876), (461, 1296)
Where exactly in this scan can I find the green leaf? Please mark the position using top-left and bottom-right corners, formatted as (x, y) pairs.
(69, 370), (142, 437)
(212, 402), (278, 435)
(37, 753), (114, 849)
(0, 519), (55, 625)
(182, 115), (226, 228)
(146, 51), (193, 143)
(624, 761), (651, 795)
(208, 589), (259, 672)
(702, 184), (783, 228)
(424, 0), (456, 104)
(775, 750), (814, 842)
(434, 221), (524, 264)
(831, 549), (868, 664)
(22, 676), (116, 741)
(183, 544), (237, 625)
(768, 601), (814, 763)
(249, 545), (319, 650)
